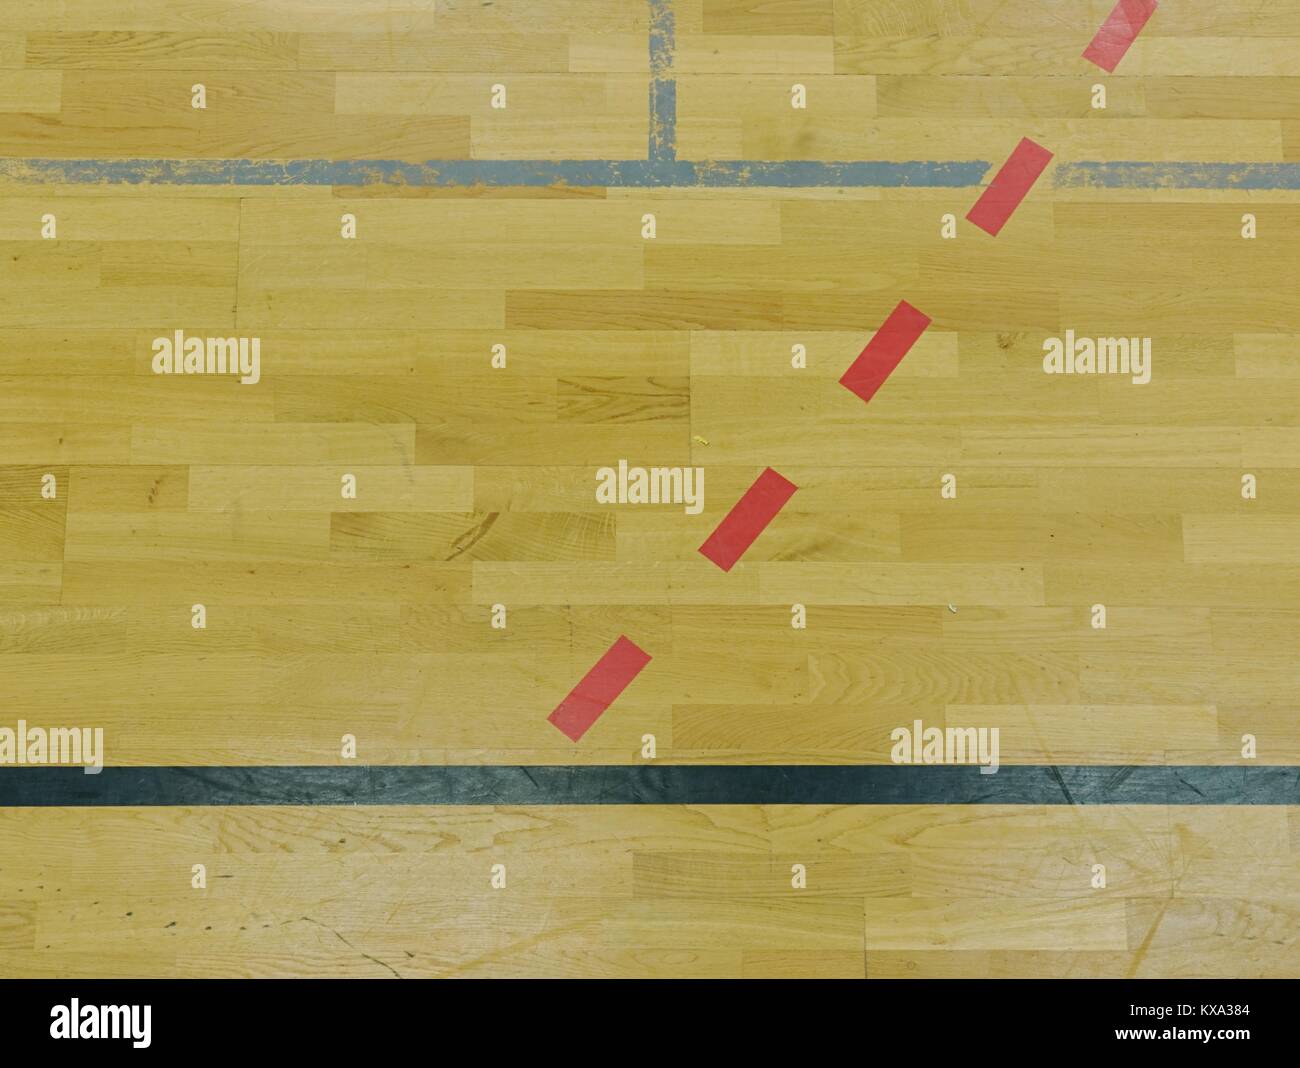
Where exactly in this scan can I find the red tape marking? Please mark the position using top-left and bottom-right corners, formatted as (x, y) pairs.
(965, 137), (1054, 236)
(839, 299), (932, 404)
(698, 467), (798, 572)
(548, 635), (651, 742)
(1083, 0), (1158, 74)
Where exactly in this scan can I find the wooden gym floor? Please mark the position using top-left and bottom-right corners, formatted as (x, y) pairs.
(1, 0), (1299, 978)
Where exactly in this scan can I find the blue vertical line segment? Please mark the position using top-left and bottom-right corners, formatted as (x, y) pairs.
(648, 0), (677, 162)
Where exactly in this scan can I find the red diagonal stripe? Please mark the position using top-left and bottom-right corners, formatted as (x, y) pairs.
(839, 299), (932, 404)
(547, 635), (651, 742)
(698, 467), (797, 572)
(966, 137), (1054, 236)
(1083, 0), (1158, 73)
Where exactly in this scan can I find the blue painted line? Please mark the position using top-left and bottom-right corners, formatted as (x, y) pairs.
(648, 0), (676, 162)
(0, 156), (990, 188)
(650, 82), (677, 163)
(1, 765), (1295, 806)
(1056, 160), (1300, 189)
(5, 156), (1298, 190)
(648, 0), (675, 80)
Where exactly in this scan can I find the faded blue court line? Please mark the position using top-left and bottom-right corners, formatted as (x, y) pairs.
(1056, 161), (1300, 189)
(648, 0), (676, 163)
(6, 156), (1299, 190)
(0, 156), (990, 187)
(1, 765), (1296, 806)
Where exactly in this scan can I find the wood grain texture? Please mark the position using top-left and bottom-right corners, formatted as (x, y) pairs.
(0, 0), (1297, 978)
(1, 805), (1297, 977)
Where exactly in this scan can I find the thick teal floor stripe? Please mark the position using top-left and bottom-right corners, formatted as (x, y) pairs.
(0, 765), (1295, 806)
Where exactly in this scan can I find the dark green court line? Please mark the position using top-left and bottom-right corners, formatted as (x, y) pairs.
(0, 765), (1295, 806)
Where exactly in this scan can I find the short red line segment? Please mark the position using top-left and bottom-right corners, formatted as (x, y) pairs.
(966, 137), (1054, 236)
(547, 635), (652, 742)
(1083, 0), (1158, 74)
(839, 299), (932, 404)
(698, 467), (798, 572)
